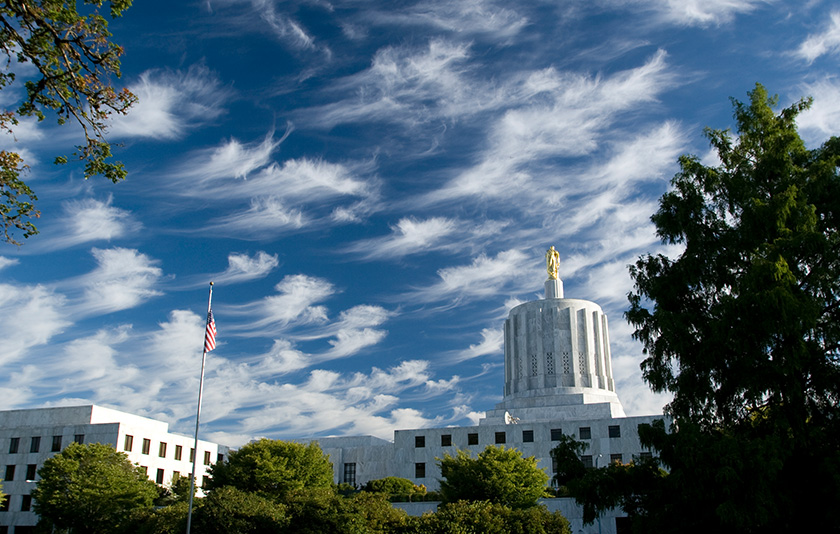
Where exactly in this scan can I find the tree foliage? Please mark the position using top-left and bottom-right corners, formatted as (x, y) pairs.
(206, 438), (334, 501)
(437, 445), (549, 509)
(0, 0), (136, 244)
(32, 442), (158, 534)
(410, 500), (570, 534)
(611, 84), (840, 532)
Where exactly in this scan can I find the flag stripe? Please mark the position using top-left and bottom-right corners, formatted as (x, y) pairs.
(204, 310), (217, 352)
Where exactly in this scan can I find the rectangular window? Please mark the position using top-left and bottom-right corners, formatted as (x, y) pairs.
(174, 445), (183, 461)
(29, 437), (40, 453)
(4, 465), (15, 482)
(159, 442), (167, 458)
(124, 435), (134, 452)
(217, 453), (225, 463)
(51, 435), (62, 452)
(190, 448), (195, 462)
(441, 434), (452, 447)
(608, 425), (621, 438)
(610, 454), (623, 464)
(204, 451), (211, 465)
(156, 468), (165, 484)
(415, 462), (426, 479)
(494, 431), (506, 444)
(551, 456), (559, 473)
(550, 428), (563, 441)
(639, 452), (653, 461)
(20, 495), (31, 512)
(142, 438), (151, 455)
(579, 427), (592, 440)
(173, 471), (180, 480)
(26, 464), (36, 481)
(9, 437), (19, 454)
(0, 495), (9, 511)
(343, 463), (356, 485)
(467, 433), (479, 445)
(74, 434), (84, 445)
(415, 435), (425, 448)
(140, 466), (148, 476)
(522, 430), (534, 442)
(581, 455), (593, 469)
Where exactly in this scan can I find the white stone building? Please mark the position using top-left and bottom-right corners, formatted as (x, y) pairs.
(315, 269), (666, 534)
(0, 405), (228, 534)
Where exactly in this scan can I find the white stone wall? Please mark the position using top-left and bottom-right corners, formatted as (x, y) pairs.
(0, 405), (228, 531)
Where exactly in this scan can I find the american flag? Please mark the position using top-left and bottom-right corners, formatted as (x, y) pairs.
(204, 310), (217, 352)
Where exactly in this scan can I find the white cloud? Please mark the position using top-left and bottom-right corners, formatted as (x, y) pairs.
(628, 0), (768, 27)
(0, 283), (69, 365)
(35, 197), (140, 251)
(426, 50), (675, 203)
(208, 197), (306, 237)
(175, 131), (283, 183)
(226, 274), (332, 331)
(0, 256), (19, 270)
(408, 249), (534, 304)
(798, 78), (840, 144)
(794, 11), (840, 63)
(456, 327), (504, 361)
(214, 251), (280, 284)
(111, 65), (230, 139)
(74, 248), (164, 316)
(346, 217), (458, 259)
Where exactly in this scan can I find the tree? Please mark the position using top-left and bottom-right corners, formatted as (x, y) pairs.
(0, 0), (136, 244)
(362, 476), (428, 502)
(437, 445), (549, 509)
(32, 442), (159, 534)
(192, 486), (288, 534)
(205, 438), (334, 501)
(547, 432), (587, 490)
(617, 84), (840, 532)
(410, 500), (570, 534)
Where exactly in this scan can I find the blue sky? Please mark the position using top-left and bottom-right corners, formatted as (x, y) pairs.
(0, 0), (838, 447)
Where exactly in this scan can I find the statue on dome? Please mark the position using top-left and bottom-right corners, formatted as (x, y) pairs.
(546, 246), (560, 280)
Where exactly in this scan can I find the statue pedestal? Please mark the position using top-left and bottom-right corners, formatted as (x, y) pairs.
(545, 278), (563, 299)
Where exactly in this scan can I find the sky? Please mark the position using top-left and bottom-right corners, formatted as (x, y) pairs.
(0, 0), (838, 448)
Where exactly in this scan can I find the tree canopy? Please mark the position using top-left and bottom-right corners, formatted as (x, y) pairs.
(437, 445), (549, 509)
(582, 83), (840, 532)
(32, 442), (158, 534)
(0, 0), (135, 244)
(205, 438), (334, 501)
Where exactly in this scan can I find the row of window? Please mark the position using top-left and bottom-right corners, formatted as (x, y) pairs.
(413, 425), (622, 448)
(123, 435), (218, 465)
(7, 434), (84, 454)
(4, 464), (38, 482)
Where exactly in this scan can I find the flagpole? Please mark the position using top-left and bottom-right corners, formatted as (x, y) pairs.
(186, 282), (214, 534)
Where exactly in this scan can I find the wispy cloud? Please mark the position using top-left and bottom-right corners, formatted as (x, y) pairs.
(33, 197), (141, 251)
(620, 0), (769, 27)
(456, 327), (503, 361)
(225, 274), (332, 332)
(213, 251), (280, 284)
(346, 217), (458, 260)
(111, 65), (230, 139)
(798, 79), (840, 144)
(0, 256), (19, 270)
(72, 248), (164, 316)
(0, 283), (69, 366)
(794, 11), (840, 63)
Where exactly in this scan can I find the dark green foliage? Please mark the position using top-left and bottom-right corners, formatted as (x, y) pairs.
(0, 0), (136, 244)
(409, 501), (570, 534)
(609, 84), (840, 532)
(547, 432), (587, 488)
(438, 446), (549, 509)
(130, 501), (189, 534)
(205, 438), (334, 501)
(283, 487), (409, 534)
(363, 476), (428, 502)
(32, 442), (159, 534)
(192, 486), (288, 534)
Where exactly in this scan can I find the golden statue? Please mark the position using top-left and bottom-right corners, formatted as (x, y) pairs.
(546, 246), (560, 280)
